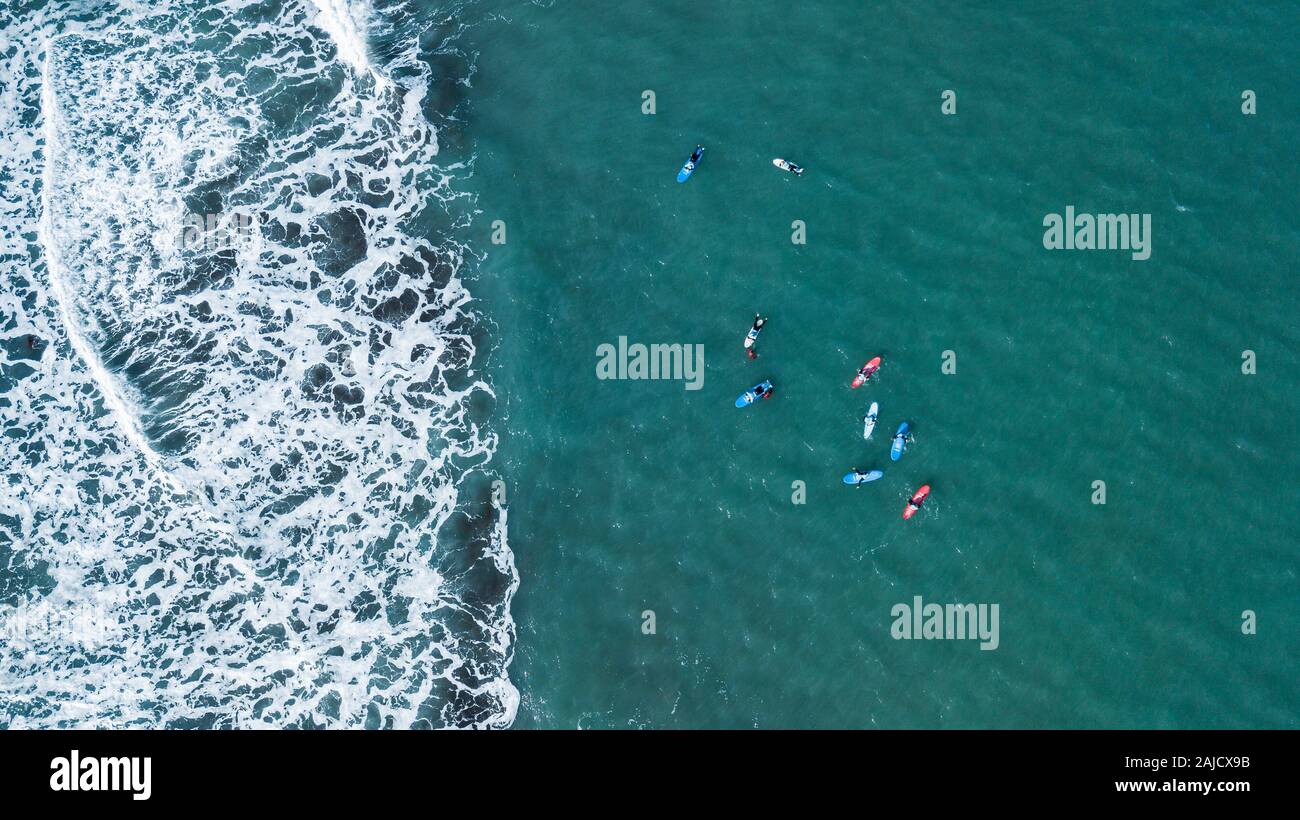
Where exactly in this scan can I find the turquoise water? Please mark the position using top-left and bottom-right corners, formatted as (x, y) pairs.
(470, 1), (1299, 727)
(1, 0), (1294, 729)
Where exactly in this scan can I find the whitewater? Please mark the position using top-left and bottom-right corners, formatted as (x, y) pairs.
(0, 0), (517, 728)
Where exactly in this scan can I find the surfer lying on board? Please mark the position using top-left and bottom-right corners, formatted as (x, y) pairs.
(745, 314), (768, 359)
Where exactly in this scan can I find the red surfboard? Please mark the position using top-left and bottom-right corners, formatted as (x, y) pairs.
(850, 356), (881, 388)
(903, 484), (930, 520)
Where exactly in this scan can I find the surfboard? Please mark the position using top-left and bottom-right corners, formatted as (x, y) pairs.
(890, 421), (910, 461)
(863, 402), (879, 439)
(735, 380), (773, 408)
(677, 146), (704, 183)
(843, 469), (884, 485)
(904, 484), (931, 519)
(772, 158), (804, 175)
(851, 356), (881, 388)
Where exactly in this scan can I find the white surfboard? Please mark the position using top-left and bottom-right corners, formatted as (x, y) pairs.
(772, 158), (804, 175)
(863, 402), (878, 439)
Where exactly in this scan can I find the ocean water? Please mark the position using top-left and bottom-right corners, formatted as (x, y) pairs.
(2, 0), (1296, 730)
(467, 1), (1298, 727)
(1, 0), (515, 727)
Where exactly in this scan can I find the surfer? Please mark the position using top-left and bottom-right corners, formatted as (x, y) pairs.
(844, 467), (882, 486)
(774, 158), (804, 176)
(744, 314), (767, 359)
(677, 145), (706, 183)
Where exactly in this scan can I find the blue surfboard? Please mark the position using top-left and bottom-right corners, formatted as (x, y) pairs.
(735, 379), (772, 408)
(890, 422), (910, 461)
(677, 145), (704, 183)
(843, 469), (884, 485)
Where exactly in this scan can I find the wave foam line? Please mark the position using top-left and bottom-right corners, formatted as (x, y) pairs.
(308, 0), (389, 89)
(37, 40), (183, 495)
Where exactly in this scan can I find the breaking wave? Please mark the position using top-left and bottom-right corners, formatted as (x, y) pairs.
(0, 0), (516, 728)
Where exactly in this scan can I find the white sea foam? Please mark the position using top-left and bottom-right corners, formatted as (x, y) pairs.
(308, 0), (389, 89)
(0, 0), (515, 728)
